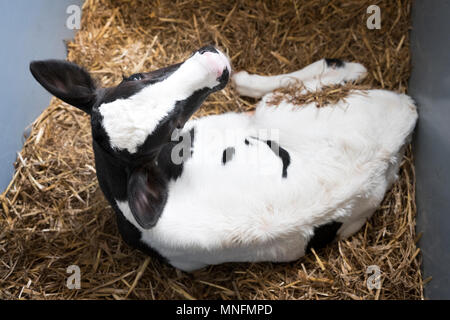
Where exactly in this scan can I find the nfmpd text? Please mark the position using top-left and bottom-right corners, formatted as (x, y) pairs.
(221, 304), (272, 315)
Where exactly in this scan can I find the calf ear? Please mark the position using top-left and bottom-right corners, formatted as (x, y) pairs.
(30, 60), (96, 114)
(127, 166), (167, 229)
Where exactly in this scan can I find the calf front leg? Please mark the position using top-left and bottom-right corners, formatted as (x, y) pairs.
(232, 58), (367, 99)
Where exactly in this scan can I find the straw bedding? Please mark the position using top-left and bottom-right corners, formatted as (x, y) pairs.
(0, 0), (423, 299)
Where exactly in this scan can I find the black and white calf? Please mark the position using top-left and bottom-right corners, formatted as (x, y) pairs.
(30, 46), (417, 271)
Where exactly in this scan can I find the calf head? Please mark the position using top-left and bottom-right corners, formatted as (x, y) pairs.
(30, 45), (231, 228)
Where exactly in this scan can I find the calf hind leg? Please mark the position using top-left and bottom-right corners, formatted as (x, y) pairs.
(232, 58), (367, 99)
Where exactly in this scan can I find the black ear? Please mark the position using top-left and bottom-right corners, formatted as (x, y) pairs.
(127, 165), (167, 229)
(30, 60), (96, 114)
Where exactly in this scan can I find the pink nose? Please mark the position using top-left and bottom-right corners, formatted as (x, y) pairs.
(201, 51), (230, 78)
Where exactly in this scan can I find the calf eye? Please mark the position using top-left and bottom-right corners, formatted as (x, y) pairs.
(125, 73), (144, 81)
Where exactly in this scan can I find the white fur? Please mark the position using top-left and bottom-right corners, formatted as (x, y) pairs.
(116, 59), (417, 271)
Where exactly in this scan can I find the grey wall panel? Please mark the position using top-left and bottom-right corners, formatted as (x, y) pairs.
(0, 0), (83, 192)
(410, 1), (450, 299)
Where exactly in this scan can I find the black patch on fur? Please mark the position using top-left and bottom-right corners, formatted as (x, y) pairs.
(250, 137), (291, 178)
(157, 127), (195, 181)
(306, 221), (343, 253)
(222, 147), (236, 165)
(266, 140), (290, 178)
(325, 58), (344, 68)
(244, 139), (250, 145)
(92, 140), (167, 262)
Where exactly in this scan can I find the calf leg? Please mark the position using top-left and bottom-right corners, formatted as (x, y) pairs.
(232, 58), (367, 99)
